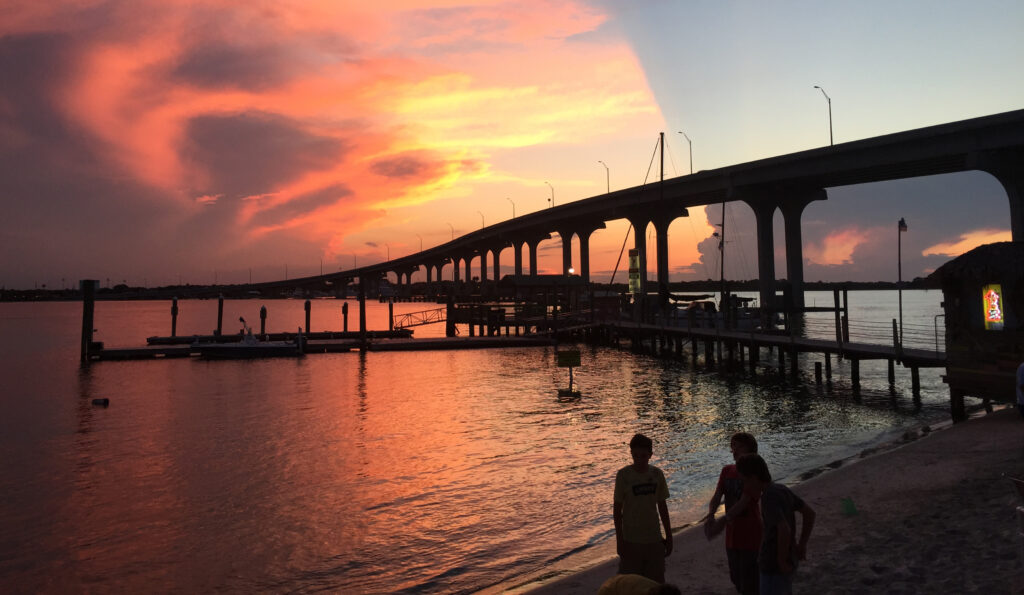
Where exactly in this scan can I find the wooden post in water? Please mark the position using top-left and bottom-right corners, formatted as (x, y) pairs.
(789, 347), (798, 377)
(778, 348), (786, 376)
(842, 290), (850, 343)
(888, 359), (896, 385)
(911, 366), (921, 395)
(304, 299), (312, 333)
(216, 295), (224, 336)
(342, 302), (349, 332)
(815, 361), (823, 384)
(833, 289), (842, 346)
(358, 282), (367, 351)
(851, 358), (860, 391)
(171, 297), (178, 337)
(80, 279), (98, 364)
(825, 353), (832, 380)
(388, 298), (394, 331)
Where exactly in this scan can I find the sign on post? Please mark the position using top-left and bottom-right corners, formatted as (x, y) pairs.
(556, 349), (581, 368)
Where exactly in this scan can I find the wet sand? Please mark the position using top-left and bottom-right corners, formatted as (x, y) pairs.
(498, 407), (1024, 594)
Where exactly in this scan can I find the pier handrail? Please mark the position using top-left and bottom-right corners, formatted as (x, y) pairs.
(393, 307), (446, 329)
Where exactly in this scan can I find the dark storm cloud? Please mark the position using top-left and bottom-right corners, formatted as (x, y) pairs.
(0, 33), (84, 152)
(171, 42), (299, 91)
(181, 112), (347, 200)
(369, 154), (429, 179)
(248, 184), (353, 228)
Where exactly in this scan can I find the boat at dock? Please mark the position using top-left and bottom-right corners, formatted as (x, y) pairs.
(196, 324), (303, 359)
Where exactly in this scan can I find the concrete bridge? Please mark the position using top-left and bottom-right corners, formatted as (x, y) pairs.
(268, 108), (1024, 307)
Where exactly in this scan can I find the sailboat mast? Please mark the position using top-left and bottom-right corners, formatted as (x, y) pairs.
(720, 201), (726, 306)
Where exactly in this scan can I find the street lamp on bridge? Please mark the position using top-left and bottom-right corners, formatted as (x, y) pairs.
(447, 222), (454, 241)
(476, 210), (485, 229)
(416, 234), (423, 252)
(545, 181), (555, 208)
(677, 131), (692, 174)
(385, 243), (390, 261)
(597, 160), (609, 193)
(813, 85), (833, 146)
(506, 197), (516, 218)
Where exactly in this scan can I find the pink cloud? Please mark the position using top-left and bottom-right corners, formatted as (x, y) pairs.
(805, 227), (874, 266)
(922, 228), (1012, 257)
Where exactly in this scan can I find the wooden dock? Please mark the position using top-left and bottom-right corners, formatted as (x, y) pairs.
(90, 335), (554, 361)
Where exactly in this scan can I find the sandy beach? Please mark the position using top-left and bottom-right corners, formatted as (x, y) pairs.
(495, 407), (1024, 594)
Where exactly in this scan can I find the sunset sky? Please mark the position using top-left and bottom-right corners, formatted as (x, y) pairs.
(1, 1), (1022, 289)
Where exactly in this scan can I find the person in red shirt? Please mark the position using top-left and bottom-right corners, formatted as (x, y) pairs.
(705, 432), (761, 595)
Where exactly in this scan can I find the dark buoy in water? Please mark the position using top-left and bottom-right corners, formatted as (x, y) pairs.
(91, 398), (109, 407)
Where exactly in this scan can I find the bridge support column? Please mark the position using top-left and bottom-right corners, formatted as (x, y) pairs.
(579, 231), (592, 284)
(558, 230), (573, 275)
(746, 201), (778, 315)
(513, 241), (524, 276)
(780, 189), (827, 310)
(464, 255), (472, 284)
(491, 246), (502, 287)
(976, 149), (1024, 240)
(528, 239), (542, 276)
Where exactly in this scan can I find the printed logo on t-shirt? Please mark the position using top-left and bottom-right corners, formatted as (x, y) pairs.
(632, 482), (656, 496)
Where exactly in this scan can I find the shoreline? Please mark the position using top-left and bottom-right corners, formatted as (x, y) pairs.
(483, 406), (1024, 594)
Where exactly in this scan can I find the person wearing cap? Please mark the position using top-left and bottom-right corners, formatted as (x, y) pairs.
(613, 433), (673, 583)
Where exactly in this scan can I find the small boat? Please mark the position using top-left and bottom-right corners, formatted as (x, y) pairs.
(197, 322), (303, 359)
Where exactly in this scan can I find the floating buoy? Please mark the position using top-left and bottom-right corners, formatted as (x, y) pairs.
(91, 398), (110, 407)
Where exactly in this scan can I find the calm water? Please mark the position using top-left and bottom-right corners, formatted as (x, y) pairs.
(0, 291), (956, 593)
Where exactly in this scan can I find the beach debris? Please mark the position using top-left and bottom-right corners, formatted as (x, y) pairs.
(841, 497), (859, 516)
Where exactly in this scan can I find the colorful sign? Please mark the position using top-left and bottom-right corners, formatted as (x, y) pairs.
(982, 284), (1004, 331)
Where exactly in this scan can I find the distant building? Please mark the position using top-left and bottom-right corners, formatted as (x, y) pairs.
(934, 241), (1023, 420)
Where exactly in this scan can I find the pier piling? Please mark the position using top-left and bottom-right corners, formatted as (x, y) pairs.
(80, 279), (98, 364)
(216, 295), (224, 336)
(305, 299), (312, 333)
(260, 305), (267, 337)
(342, 302), (349, 332)
(171, 297), (178, 338)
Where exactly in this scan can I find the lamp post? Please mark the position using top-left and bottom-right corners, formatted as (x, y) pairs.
(813, 85), (833, 146)
(597, 160), (609, 193)
(416, 234), (423, 252)
(506, 197), (515, 218)
(476, 210), (485, 229)
(677, 131), (692, 174)
(898, 217), (907, 343)
(385, 243), (390, 261)
(447, 222), (454, 241)
(545, 181), (554, 208)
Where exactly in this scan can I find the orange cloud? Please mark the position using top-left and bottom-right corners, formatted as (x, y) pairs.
(5, 1), (662, 274)
(805, 227), (872, 265)
(922, 228), (1012, 257)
